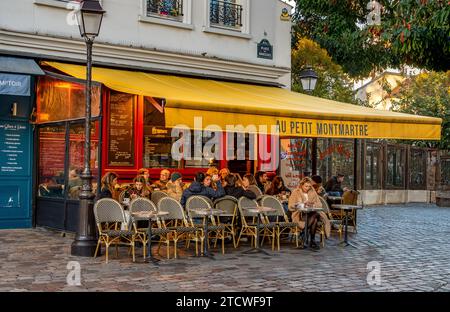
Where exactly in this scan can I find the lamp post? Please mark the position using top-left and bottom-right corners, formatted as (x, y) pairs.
(71, 0), (105, 257)
(298, 66), (318, 93)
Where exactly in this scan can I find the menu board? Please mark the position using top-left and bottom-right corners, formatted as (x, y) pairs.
(0, 122), (30, 176)
(108, 93), (135, 166)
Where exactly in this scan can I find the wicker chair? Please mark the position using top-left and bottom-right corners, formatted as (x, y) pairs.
(248, 185), (263, 198)
(186, 195), (226, 255)
(260, 195), (301, 250)
(129, 197), (157, 259)
(93, 198), (135, 264)
(236, 197), (276, 249)
(151, 190), (168, 206)
(158, 197), (202, 259)
(319, 196), (343, 240)
(214, 196), (238, 248)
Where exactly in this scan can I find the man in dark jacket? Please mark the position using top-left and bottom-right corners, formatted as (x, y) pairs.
(180, 172), (225, 207)
(224, 174), (257, 200)
(324, 174), (347, 196)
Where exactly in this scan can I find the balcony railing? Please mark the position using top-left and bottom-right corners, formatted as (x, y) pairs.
(210, 0), (243, 29)
(147, 0), (184, 19)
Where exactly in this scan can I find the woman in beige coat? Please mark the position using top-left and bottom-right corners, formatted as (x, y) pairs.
(288, 177), (330, 249)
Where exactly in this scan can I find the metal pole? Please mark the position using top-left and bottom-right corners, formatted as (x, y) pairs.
(71, 39), (98, 256)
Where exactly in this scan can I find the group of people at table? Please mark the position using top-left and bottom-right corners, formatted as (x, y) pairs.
(97, 168), (350, 251)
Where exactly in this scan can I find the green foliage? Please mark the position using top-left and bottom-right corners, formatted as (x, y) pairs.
(390, 71), (450, 148)
(293, 0), (450, 78)
(292, 37), (364, 104)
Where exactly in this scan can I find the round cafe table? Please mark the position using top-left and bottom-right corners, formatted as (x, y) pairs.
(190, 208), (224, 260)
(330, 204), (363, 248)
(131, 211), (169, 265)
(242, 206), (276, 256)
(293, 205), (324, 248)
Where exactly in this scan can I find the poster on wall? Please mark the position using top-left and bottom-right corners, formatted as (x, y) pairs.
(279, 138), (311, 190)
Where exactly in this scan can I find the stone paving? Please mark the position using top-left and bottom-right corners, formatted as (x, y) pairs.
(1, 204), (450, 292)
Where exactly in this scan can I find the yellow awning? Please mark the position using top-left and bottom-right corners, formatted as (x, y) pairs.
(44, 61), (442, 140)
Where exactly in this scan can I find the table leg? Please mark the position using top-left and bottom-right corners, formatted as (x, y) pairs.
(242, 213), (271, 256)
(203, 216), (215, 259)
(303, 212), (309, 248)
(145, 219), (160, 265)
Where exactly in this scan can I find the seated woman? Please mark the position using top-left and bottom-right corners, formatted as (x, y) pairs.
(288, 177), (323, 250)
(311, 175), (327, 197)
(265, 176), (291, 212)
(97, 172), (119, 200)
(219, 168), (230, 183)
(124, 175), (151, 200)
(224, 174), (257, 200)
(180, 172), (225, 207)
(166, 172), (186, 202)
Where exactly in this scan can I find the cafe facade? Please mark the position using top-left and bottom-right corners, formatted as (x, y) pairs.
(0, 0), (443, 231)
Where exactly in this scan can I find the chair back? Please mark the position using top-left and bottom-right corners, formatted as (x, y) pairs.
(238, 197), (259, 216)
(94, 198), (126, 224)
(118, 190), (127, 203)
(130, 197), (157, 213)
(260, 195), (285, 218)
(157, 197), (185, 221)
(343, 190), (358, 205)
(247, 185), (263, 197)
(186, 195), (212, 219)
(151, 190), (168, 205)
(214, 196), (237, 216)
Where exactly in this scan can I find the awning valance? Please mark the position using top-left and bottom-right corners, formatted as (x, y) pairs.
(44, 61), (442, 140)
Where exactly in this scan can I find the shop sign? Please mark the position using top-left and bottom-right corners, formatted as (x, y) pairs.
(0, 74), (30, 96)
(257, 39), (273, 60)
(280, 8), (291, 21)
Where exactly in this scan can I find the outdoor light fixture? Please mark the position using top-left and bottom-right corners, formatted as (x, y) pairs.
(299, 66), (318, 93)
(71, 0), (105, 257)
(76, 0), (105, 41)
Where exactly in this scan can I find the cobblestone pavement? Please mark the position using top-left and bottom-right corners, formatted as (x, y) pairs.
(1, 204), (450, 292)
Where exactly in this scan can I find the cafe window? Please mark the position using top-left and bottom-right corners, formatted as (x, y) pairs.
(409, 148), (426, 189)
(317, 139), (354, 188)
(107, 92), (135, 167)
(365, 142), (382, 189)
(38, 125), (66, 198)
(36, 75), (100, 123)
(67, 122), (100, 200)
(386, 145), (406, 188)
(441, 157), (450, 187)
(279, 138), (312, 189)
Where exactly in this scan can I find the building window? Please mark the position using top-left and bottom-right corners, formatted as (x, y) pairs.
(317, 139), (354, 189)
(36, 75), (101, 123)
(279, 138), (312, 190)
(365, 142), (382, 189)
(440, 156), (450, 187)
(386, 145), (406, 188)
(210, 0), (243, 30)
(409, 148), (426, 189)
(147, 0), (184, 20)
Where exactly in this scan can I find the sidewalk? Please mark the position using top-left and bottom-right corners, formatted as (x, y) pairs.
(0, 204), (449, 292)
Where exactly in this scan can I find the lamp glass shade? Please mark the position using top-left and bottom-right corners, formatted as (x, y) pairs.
(76, 1), (105, 40)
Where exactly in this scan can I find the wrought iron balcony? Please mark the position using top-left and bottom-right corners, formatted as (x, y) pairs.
(210, 0), (243, 29)
(147, 0), (184, 19)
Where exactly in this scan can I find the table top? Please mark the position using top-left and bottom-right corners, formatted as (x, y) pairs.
(327, 196), (343, 201)
(331, 204), (363, 210)
(131, 211), (169, 219)
(244, 206), (276, 213)
(191, 208), (224, 216)
(295, 207), (324, 212)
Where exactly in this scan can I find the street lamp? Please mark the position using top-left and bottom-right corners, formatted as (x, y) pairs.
(71, 0), (105, 257)
(298, 66), (318, 93)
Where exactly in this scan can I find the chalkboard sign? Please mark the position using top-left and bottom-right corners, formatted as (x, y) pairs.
(0, 121), (30, 176)
(108, 93), (135, 166)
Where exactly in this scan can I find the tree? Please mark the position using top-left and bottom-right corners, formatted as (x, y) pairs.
(390, 71), (450, 148)
(293, 0), (450, 78)
(292, 37), (366, 105)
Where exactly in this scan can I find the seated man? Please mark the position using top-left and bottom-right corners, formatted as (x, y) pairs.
(180, 172), (225, 207)
(150, 169), (171, 191)
(324, 173), (348, 197)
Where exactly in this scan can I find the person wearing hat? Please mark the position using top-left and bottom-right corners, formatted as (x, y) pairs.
(166, 172), (185, 202)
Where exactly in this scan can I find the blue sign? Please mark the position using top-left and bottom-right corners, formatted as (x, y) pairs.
(257, 39), (273, 60)
(0, 73), (30, 96)
(0, 122), (30, 176)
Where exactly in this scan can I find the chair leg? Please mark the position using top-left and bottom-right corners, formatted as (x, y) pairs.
(142, 238), (146, 260)
(166, 240), (170, 259)
(174, 238), (178, 259)
(94, 239), (101, 258)
(105, 243), (109, 264)
(222, 230), (225, 255)
(132, 242), (135, 262)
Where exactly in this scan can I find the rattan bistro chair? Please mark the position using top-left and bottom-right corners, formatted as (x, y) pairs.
(129, 197), (157, 259)
(158, 197), (202, 259)
(151, 190), (168, 205)
(248, 185), (263, 198)
(186, 196), (226, 255)
(93, 198), (136, 264)
(319, 196), (343, 240)
(214, 196), (239, 248)
(261, 195), (301, 250)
